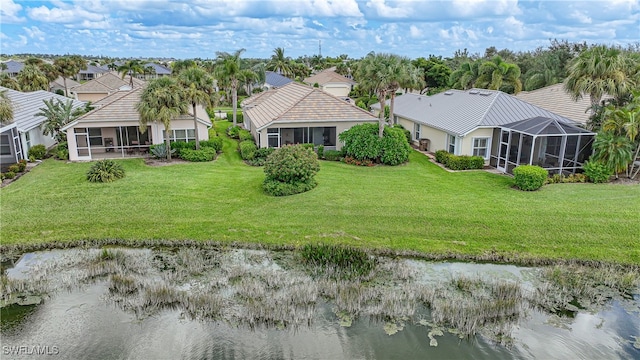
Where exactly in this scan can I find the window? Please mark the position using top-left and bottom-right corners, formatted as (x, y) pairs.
(448, 134), (456, 154)
(25, 132), (31, 151)
(414, 123), (421, 141)
(0, 134), (11, 155)
(472, 137), (490, 159)
(267, 128), (280, 148)
(88, 128), (102, 146)
(171, 129), (195, 142)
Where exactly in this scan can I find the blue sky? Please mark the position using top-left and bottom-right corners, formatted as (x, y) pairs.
(1, 0), (639, 59)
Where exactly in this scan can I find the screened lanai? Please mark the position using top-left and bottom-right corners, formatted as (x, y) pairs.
(492, 116), (595, 175)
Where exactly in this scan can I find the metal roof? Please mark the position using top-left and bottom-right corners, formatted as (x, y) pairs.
(0, 86), (86, 132)
(372, 89), (577, 136)
(78, 64), (109, 75)
(501, 116), (595, 136)
(265, 71), (293, 88)
(1, 60), (24, 74)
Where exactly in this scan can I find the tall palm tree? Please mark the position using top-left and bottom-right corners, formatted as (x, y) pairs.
(177, 67), (215, 150)
(39, 63), (59, 84)
(215, 48), (245, 127)
(171, 59), (198, 75)
(0, 90), (14, 125)
(564, 45), (636, 109)
(0, 73), (21, 91)
(118, 60), (144, 87)
(267, 47), (292, 77)
(356, 52), (393, 137)
(136, 77), (187, 160)
(387, 55), (423, 124)
(17, 65), (49, 92)
(476, 56), (522, 94)
(54, 56), (87, 97)
(449, 60), (481, 90)
(36, 98), (84, 142)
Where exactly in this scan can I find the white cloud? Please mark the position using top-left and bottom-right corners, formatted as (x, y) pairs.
(366, 0), (410, 18)
(503, 16), (525, 38)
(1, 0), (25, 23)
(375, 35), (383, 44)
(409, 25), (422, 38)
(23, 26), (45, 41)
(27, 4), (105, 23)
(313, 20), (325, 27)
(570, 10), (592, 24)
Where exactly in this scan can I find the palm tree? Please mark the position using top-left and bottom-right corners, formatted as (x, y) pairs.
(39, 63), (59, 85)
(592, 131), (634, 179)
(449, 60), (481, 90)
(177, 67), (215, 150)
(171, 59), (197, 75)
(0, 73), (21, 91)
(476, 56), (522, 94)
(215, 48), (245, 127)
(564, 45), (636, 109)
(267, 47), (292, 77)
(136, 77), (188, 160)
(144, 65), (156, 80)
(17, 65), (49, 92)
(356, 52), (394, 137)
(387, 55), (423, 124)
(0, 90), (13, 125)
(54, 56), (87, 97)
(118, 60), (144, 87)
(36, 98), (84, 142)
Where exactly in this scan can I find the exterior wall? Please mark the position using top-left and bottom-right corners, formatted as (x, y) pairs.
(20, 128), (56, 159)
(322, 84), (351, 97)
(460, 128), (494, 160)
(75, 92), (109, 103)
(0, 127), (21, 171)
(155, 119), (210, 143)
(415, 123), (450, 153)
(256, 120), (377, 151)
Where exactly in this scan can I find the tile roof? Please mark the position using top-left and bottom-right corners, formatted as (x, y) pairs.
(50, 76), (81, 90)
(72, 72), (145, 93)
(1, 60), (24, 74)
(243, 82), (378, 130)
(265, 71), (293, 87)
(303, 70), (356, 86)
(515, 83), (598, 124)
(0, 86), (86, 132)
(372, 89), (577, 136)
(62, 88), (210, 130)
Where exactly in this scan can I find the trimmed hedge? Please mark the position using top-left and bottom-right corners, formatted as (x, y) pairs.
(238, 129), (253, 142)
(239, 140), (257, 160)
(583, 160), (612, 184)
(179, 147), (217, 162)
(513, 165), (547, 191)
(324, 150), (342, 161)
(170, 139), (223, 159)
(28, 144), (47, 160)
(434, 150), (484, 170)
(226, 112), (243, 124)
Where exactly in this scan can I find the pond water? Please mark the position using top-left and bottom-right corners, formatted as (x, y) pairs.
(1, 247), (638, 360)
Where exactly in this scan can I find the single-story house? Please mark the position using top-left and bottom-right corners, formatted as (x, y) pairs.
(71, 72), (145, 103)
(263, 71), (293, 90)
(516, 83), (604, 124)
(303, 70), (356, 98)
(242, 82), (378, 150)
(1, 60), (24, 78)
(372, 89), (595, 175)
(62, 88), (211, 161)
(50, 76), (81, 95)
(0, 87), (86, 170)
(77, 64), (109, 81)
(99, 62), (172, 80)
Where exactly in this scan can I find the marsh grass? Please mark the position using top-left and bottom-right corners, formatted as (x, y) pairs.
(301, 244), (377, 279)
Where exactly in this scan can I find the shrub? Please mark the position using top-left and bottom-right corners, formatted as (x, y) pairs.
(29, 155), (36, 163)
(51, 142), (68, 160)
(56, 149), (69, 160)
(301, 143), (315, 150)
(317, 145), (324, 159)
(208, 127), (217, 138)
(0, 173), (4, 180)
(238, 129), (253, 142)
(87, 160), (125, 183)
(199, 138), (223, 153)
(393, 124), (411, 144)
(513, 165), (547, 191)
(324, 150), (342, 161)
(150, 144), (175, 159)
(4, 171), (15, 179)
(343, 156), (374, 166)
(239, 140), (257, 160)
(28, 144), (47, 160)
(16, 160), (27, 172)
(263, 144), (320, 196)
(226, 112), (243, 124)
(583, 160), (612, 184)
(300, 243), (376, 279)
(246, 147), (275, 166)
(434, 150), (484, 170)
(434, 150), (451, 164)
(380, 126), (411, 165)
(227, 125), (241, 139)
(339, 123), (410, 165)
(179, 147), (217, 162)
(7, 164), (21, 173)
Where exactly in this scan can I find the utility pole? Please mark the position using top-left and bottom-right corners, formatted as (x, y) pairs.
(319, 40), (322, 57)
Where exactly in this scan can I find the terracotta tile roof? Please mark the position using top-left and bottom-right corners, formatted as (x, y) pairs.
(303, 70), (356, 86)
(516, 83), (597, 124)
(71, 72), (145, 94)
(243, 82), (378, 130)
(62, 88), (210, 130)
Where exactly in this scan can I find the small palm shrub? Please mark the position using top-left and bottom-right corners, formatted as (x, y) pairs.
(263, 144), (320, 196)
(87, 160), (125, 183)
(28, 144), (47, 160)
(150, 144), (176, 159)
(583, 160), (612, 184)
(239, 140), (257, 160)
(513, 165), (547, 191)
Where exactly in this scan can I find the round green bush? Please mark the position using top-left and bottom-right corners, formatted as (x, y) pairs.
(28, 144), (47, 160)
(87, 159), (125, 183)
(339, 123), (410, 165)
(380, 127), (411, 165)
(263, 144), (320, 196)
(4, 171), (15, 179)
(582, 160), (612, 184)
(239, 140), (257, 160)
(513, 165), (548, 191)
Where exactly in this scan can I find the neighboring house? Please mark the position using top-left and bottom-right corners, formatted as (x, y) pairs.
(1, 60), (24, 78)
(99, 62), (172, 80)
(303, 70), (356, 98)
(50, 76), (81, 94)
(0, 122), (22, 172)
(62, 88), (211, 161)
(0, 87), (86, 170)
(77, 64), (109, 81)
(262, 71), (293, 90)
(242, 82), (378, 150)
(71, 72), (145, 102)
(516, 83), (598, 124)
(372, 89), (595, 175)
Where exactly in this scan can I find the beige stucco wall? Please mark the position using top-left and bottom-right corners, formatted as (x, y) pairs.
(75, 92), (109, 103)
(322, 84), (351, 98)
(256, 120), (377, 150)
(460, 128), (494, 159)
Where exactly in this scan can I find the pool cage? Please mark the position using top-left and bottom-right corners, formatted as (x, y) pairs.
(490, 117), (595, 175)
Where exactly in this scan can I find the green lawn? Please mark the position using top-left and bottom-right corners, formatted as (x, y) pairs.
(1, 121), (639, 265)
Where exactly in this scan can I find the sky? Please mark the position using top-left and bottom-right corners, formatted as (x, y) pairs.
(1, 0), (639, 60)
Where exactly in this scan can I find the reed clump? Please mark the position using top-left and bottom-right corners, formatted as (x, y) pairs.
(300, 243), (376, 279)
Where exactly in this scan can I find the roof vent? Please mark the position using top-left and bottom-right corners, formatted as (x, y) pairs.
(444, 91), (453, 95)
(479, 91), (492, 96)
(469, 90), (479, 94)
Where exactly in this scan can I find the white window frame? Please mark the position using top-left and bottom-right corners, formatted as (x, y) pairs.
(447, 134), (457, 154)
(267, 128), (280, 148)
(24, 131), (31, 152)
(414, 123), (421, 141)
(472, 136), (491, 160)
(171, 129), (196, 143)
(0, 134), (11, 155)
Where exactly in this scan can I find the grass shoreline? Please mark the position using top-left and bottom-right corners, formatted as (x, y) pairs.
(1, 121), (638, 266)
